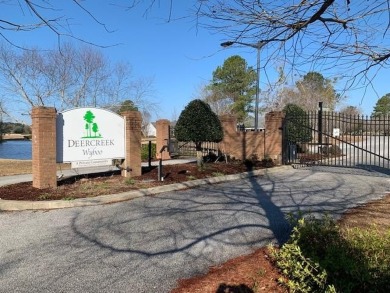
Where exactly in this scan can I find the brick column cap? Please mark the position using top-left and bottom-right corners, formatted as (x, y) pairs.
(156, 119), (170, 125)
(32, 107), (57, 119)
(265, 111), (285, 118)
(219, 114), (237, 122)
(121, 110), (142, 119)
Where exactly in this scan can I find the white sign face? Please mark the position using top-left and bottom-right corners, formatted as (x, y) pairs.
(56, 108), (125, 163)
(333, 128), (340, 137)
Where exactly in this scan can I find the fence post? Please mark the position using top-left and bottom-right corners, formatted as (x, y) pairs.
(318, 102), (323, 145)
(219, 114), (238, 158)
(265, 111), (285, 165)
(148, 140), (152, 168)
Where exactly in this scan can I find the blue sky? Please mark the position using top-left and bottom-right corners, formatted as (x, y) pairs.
(2, 1), (389, 122)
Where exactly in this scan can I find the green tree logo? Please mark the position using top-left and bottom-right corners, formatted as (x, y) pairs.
(82, 110), (102, 138)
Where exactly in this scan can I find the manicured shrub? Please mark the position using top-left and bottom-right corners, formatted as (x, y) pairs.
(283, 103), (313, 144)
(175, 99), (223, 167)
(270, 215), (390, 292)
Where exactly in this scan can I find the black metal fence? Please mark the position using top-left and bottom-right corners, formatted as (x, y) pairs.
(168, 126), (219, 157)
(169, 139), (219, 157)
(283, 111), (390, 171)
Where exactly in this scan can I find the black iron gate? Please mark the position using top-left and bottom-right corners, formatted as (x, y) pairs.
(283, 109), (390, 172)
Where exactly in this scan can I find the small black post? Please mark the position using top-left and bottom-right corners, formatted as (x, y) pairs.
(157, 145), (167, 181)
(318, 102), (323, 146)
(158, 158), (163, 181)
(148, 140), (152, 168)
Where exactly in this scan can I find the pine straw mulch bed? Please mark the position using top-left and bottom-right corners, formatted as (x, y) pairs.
(0, 161), (269, 201)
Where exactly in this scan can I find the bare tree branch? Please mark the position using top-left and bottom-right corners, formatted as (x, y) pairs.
(195, 0), (390, 89)
(0, 43), (157, 117)
(0, 0), (116, 48)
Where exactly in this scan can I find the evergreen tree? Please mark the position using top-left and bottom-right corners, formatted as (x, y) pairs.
(175, 99), (223, 167)
(295, 72), (341, 111)
(283, 103), (312, 143)
(118, 100), (138, 113)
(372, 93), (390, 117)
(208, 55), (256, 123)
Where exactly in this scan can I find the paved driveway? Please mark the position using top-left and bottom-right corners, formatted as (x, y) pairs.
(0, 167), (389, 292)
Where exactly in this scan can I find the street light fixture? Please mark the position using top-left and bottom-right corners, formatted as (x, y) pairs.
(220, 40), (265, 130)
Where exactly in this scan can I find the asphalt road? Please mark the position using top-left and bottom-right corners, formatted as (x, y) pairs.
(1, 167), (389, 293)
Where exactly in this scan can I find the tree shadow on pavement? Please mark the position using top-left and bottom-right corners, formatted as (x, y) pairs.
(63, 167), (388, 292)
(248, 174), (291, 245)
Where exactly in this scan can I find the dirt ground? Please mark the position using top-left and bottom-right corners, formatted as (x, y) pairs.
(1, 159), (389, 293)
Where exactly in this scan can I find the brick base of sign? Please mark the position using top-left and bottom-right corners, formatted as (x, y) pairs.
(32, 107), (57, 189)
(31, 108), (145, 189)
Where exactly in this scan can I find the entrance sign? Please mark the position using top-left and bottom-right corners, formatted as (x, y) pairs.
(56, 108), (125, 163)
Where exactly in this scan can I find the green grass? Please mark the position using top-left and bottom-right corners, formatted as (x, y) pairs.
(269, 215), (390, 292)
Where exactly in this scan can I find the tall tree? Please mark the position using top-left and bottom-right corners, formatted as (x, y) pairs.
(295, 72), (341, 111)
(372, 93), (390, 117)
(339, 106), (362, 117)
(265, 72), (340, 112)
(339, 106), (363, 135)
(198, 84), (234, 117)
(117, 100), (139, 113)
(207, 55), (257, 123)
(175, 99), (223, 167)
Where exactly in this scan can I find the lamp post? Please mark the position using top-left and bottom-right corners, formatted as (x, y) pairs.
(221, 40), (265, 130)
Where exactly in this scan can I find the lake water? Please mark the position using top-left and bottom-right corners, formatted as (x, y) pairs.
(0, 140), (32, 160)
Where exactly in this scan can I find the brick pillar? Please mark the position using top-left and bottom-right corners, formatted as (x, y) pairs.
(32, 107), (57, 189)
(156, 119), (170, 160)
(265, 111), (284, 165)
(219, 114), (237, 156)
(122, 111), (142, 177)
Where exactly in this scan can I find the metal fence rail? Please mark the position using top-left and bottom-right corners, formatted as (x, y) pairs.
(283, 111), (390, 171)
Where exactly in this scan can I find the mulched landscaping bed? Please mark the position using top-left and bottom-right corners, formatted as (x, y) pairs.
(0, 161), (271, 201)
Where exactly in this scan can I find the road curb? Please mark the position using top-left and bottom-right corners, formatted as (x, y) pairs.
(0, 166), (292, 211)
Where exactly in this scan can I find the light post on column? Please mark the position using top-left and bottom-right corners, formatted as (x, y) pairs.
(220, 40), (265, 130)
